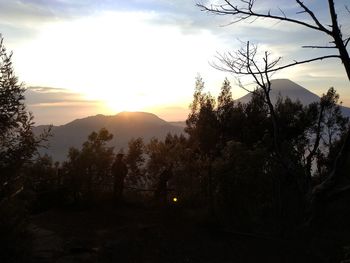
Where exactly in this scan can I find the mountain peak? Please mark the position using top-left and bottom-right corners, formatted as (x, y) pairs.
(237, 79), (320, 105)
(236, 79), (350, 118)
(270, 79), (304, 89)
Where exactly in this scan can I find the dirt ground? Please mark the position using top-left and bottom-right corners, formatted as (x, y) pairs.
(29, 202), (324, 263)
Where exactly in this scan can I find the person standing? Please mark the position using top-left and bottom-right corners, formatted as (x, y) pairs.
(154, 164), (173, 206)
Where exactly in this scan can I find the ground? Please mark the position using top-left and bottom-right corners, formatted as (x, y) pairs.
(29, 202), (323, 263)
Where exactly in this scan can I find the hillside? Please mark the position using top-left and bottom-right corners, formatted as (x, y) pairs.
(34, 112), (184, 162)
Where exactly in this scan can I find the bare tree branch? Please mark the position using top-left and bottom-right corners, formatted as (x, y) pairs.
(302, 45), (337, 49)
(199, 0), (350, 80)
(197, 0), (332, 34)
(295, 0), (329, 33)
(215, 41), (302, 180)
(305, 104), (325, 179)
(327, 0), (350, 81)
(213, 52), (340, 75)
(344, 37), (350, 48)
(199, 0), (350, 202)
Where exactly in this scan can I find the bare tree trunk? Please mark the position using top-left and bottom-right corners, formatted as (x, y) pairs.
(311, 0), (350, 200)
(328, 0), (350, 81)
(312, 129), (350, 199)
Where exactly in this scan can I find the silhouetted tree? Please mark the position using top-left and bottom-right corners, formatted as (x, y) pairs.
(63, 147), (83, 203)
(0, 35), (50, 263)
(185, 72), (349, 235)
(26, 155), (57, 192)
(112, 153), (128, 202)
(125, 137), (145, 186)
(161, 134), (202, 205)
(310, 88), (349, 181)
(186, 75), (205, 143)
(216, 78), (236, 145)
(145, 138), (170, 185)
(62, 128), (114, 202)
(0, 35), (49, 203)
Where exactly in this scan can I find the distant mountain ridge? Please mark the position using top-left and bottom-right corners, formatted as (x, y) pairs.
(35, 79), (350, 162)
(236, 79), (350, 117)
(34, 112), (184, 162)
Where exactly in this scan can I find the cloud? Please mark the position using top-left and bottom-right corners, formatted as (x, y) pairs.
(26, 86), (89, 104)
(25, 86), (108, 125)
(2, 0), (347, 48)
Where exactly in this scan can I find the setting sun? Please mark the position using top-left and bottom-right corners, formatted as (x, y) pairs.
(104, 95), (151, 113)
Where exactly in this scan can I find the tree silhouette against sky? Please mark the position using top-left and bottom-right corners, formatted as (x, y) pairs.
(197, 0), (350, 202)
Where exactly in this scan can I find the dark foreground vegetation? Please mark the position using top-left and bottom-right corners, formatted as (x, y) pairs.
(1, 1), (350, 261)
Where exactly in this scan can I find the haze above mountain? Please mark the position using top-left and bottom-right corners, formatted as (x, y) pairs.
(35, 79), (350, 162)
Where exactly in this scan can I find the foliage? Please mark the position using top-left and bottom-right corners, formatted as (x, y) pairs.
(186, 75), (218, 156)
(125, 137), (145, 186)
(62, 128), (114, 202)
(185, 76), (349, 228)
(26, 155), (58, 192)
(143, 133), (203, 204)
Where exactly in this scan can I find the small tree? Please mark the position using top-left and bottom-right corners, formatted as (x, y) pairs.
(217, 78), (235, 145)
(186, 75), (219, 156)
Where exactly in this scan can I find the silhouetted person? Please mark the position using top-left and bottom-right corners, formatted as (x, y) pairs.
(154, 164), (173, 206)
(112, 153), (128, 202)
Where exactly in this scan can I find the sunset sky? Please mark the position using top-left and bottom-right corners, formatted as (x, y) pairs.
(1, 0), (349, 125)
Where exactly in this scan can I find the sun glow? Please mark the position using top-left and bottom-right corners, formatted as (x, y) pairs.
(12, 10), (231, 117)
(104, 95), (152, 113)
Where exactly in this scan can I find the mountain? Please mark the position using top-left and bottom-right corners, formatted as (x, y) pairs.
(236, 79), (350, 117)
(34, 112), (184, 162)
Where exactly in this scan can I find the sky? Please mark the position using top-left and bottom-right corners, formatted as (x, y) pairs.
(0, 0), (349, 125)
